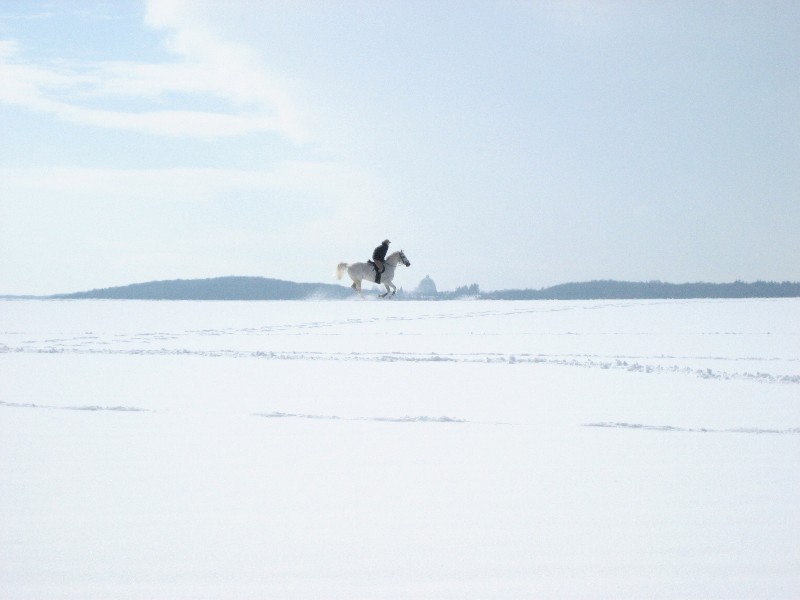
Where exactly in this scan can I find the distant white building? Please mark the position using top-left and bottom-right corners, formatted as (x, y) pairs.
(415, 275), (438, 298)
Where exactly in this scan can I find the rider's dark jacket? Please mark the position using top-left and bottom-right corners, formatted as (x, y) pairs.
(372, 242), (389, 263)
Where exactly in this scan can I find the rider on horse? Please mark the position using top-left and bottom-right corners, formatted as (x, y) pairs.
(337, 242), (409, 297)
(371, 239), (390, 284)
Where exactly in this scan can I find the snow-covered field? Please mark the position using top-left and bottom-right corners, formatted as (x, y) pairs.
(2, 298), (799, 599)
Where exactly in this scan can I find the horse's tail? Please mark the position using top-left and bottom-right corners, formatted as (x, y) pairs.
(336, 262), (348, 280)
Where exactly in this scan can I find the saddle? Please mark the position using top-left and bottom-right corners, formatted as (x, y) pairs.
(368, 260), (385, 284)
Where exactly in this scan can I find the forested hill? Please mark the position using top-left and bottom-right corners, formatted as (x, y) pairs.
(40, 278), (800, 301)
(481, 280), (800, 300)
(52, 276), (353, 300)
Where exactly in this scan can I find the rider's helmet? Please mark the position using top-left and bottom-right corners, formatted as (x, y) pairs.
(383, 239), (391, 245)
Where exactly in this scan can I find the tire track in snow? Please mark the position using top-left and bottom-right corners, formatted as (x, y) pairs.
(252, 412), (468, 424)
(3, 344), (799, 384)
(584, 422), (800, 435)
(0, 400), (153, 412)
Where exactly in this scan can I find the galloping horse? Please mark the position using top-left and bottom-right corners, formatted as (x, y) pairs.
(337, 250), (411, 298)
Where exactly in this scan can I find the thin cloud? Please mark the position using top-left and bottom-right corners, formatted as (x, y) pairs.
(0, 2), (305, 141)
(0, 11), (58, 21)
(0, 162), (378, 200)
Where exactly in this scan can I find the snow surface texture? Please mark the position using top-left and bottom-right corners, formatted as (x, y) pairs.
(1, 298), (799, 599)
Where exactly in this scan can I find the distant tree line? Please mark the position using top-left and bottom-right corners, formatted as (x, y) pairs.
(41, 277), (800, 301)
(479, 280), (800, 300)
(437, 283), (481, 299)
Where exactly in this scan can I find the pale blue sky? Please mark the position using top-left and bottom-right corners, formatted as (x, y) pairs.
(1, 0), (798, 295)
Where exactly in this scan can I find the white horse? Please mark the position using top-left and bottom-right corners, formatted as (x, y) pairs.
(337, 250), (411, 297)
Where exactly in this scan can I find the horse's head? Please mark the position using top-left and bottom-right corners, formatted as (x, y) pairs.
(399, 250), (410, 267)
